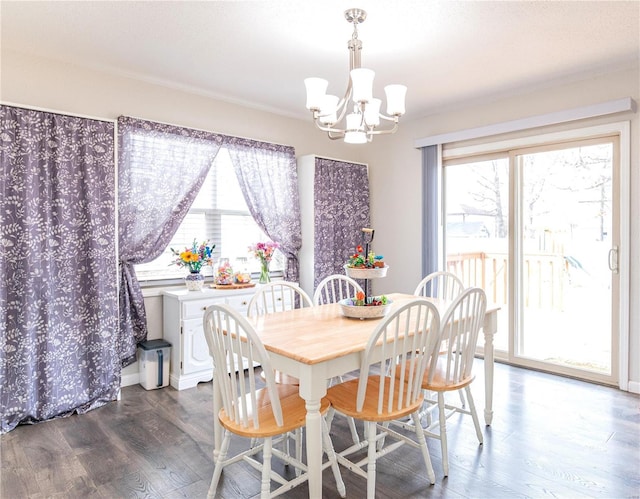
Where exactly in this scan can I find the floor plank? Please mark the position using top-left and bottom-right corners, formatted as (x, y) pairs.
(1, 361), (638, 498)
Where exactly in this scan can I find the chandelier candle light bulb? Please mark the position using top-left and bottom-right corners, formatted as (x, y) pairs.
(304, 8), (407, 144)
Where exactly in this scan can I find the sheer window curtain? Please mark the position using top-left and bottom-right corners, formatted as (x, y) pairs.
(0, 106), (117, 433)
(117, 117), (223, 365)
(313, 157), (370, 290)
(226, 138), (302, 282)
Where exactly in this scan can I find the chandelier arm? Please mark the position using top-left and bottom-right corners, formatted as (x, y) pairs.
(378, 113), (400, 123)
(327, 130), (346, 140)
(365, 122), (399, 136)
(311, 115), (348, 134)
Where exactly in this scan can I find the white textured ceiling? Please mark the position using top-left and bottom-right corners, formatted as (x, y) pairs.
(1, 1), (639, 121)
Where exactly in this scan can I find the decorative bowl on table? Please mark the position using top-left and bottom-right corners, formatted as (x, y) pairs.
(344, 264), (389, 279)
(339, 296), (393, 320)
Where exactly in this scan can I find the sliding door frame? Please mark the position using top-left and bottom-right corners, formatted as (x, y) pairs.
(442, 121), (630, 390)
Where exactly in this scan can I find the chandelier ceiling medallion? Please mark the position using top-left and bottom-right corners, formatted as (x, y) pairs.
(304, 8), (407, 144)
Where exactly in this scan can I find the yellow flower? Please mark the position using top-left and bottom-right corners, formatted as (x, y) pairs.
(170, 239), (215, 273)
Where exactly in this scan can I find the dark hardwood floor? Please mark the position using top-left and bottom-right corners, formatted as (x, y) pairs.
(2, 361), (639, 498)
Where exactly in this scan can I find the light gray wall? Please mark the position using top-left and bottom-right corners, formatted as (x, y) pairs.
(2, 51), (638, 391)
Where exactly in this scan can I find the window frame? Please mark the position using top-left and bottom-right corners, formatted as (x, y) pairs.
(134, 145), (285, 285)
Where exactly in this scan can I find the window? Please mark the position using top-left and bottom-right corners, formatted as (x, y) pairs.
(135, 147), (284, 281)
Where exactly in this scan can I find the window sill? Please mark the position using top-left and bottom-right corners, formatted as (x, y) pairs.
(141, 284), (183, 298)
(138, 271), (285, 298)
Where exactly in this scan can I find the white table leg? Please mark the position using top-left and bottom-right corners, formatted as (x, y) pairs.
(483, 310), (498, 425)
(305, 398), (323, 498)
(298, 368), (326, 499)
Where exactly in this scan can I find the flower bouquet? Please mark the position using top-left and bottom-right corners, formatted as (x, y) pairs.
(170, 239), (215, 290)
(249, 241), (279, 284)
(170, 239), (215, 273)
(339, 291), (393, 319)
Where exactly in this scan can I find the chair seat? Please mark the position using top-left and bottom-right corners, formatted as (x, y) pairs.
(327, 376), (424, 423)
(422, 357), (476, 392)
(397, 357), (476, 392)
(219, 383), (330, 438)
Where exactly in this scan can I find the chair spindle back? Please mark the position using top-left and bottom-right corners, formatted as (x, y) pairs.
(203, 303), (283, 429)
(247, 281), (313, 317)
(433, 287), (487, 385)
(313, 274), (364, 305)
(356, 299), (441, 414)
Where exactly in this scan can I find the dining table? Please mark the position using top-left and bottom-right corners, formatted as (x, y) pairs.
(212, 292), (500, 499)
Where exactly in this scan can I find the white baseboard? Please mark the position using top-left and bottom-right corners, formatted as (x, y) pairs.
(121, 369), (140, 387)
(627, 380), (640, 394)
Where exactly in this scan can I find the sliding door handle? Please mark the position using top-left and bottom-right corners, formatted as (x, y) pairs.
(608, 246), (619, 274)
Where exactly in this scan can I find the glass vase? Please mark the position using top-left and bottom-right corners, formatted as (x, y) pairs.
(259, 260), (271, 284)
(215, 258), (234, 285)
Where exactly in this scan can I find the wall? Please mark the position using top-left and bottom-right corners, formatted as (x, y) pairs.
(2, 51), (638, 391)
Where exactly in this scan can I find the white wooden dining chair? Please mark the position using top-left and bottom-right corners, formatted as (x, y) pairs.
(203, 303), (346, 499)
(247, 281), (313, 458)
(313, 274), (363, 305)
(312, 274), (364, 445)
(325, 299), (441, 499)
(413, 271), (465, 301)
(393, 287), (487, 477)
(414, 270), (467, 414)
(248, 280), (313, 317)
(247, 280), (313, 386)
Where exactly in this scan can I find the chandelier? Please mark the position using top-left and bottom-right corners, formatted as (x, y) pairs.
(304, 8), (407, 144)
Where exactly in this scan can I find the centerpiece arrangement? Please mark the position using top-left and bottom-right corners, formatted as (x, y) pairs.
(249, 241), (279, 284)
(344, 228), (388, 279)
(340, 228), (392, 319)
(170, 239), (215, 291)
(340, 290), (393, 319)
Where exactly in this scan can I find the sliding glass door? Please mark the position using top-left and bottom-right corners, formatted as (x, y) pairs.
(445, 157), (510, 353)
(444, 136), (619, 385)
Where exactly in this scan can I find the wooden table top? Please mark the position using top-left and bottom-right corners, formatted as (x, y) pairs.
(247, 293), (423, 365)
(246, 292), (501, 366)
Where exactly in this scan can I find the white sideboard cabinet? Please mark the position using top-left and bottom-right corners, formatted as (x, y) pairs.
(162, 287), (255, 390)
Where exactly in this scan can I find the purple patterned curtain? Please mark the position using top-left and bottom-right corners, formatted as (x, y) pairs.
(313, 157), (370, 290)
(0, 106), (117, 433)
(226, 138), (302, 282)
(117, 117), (224, 365)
